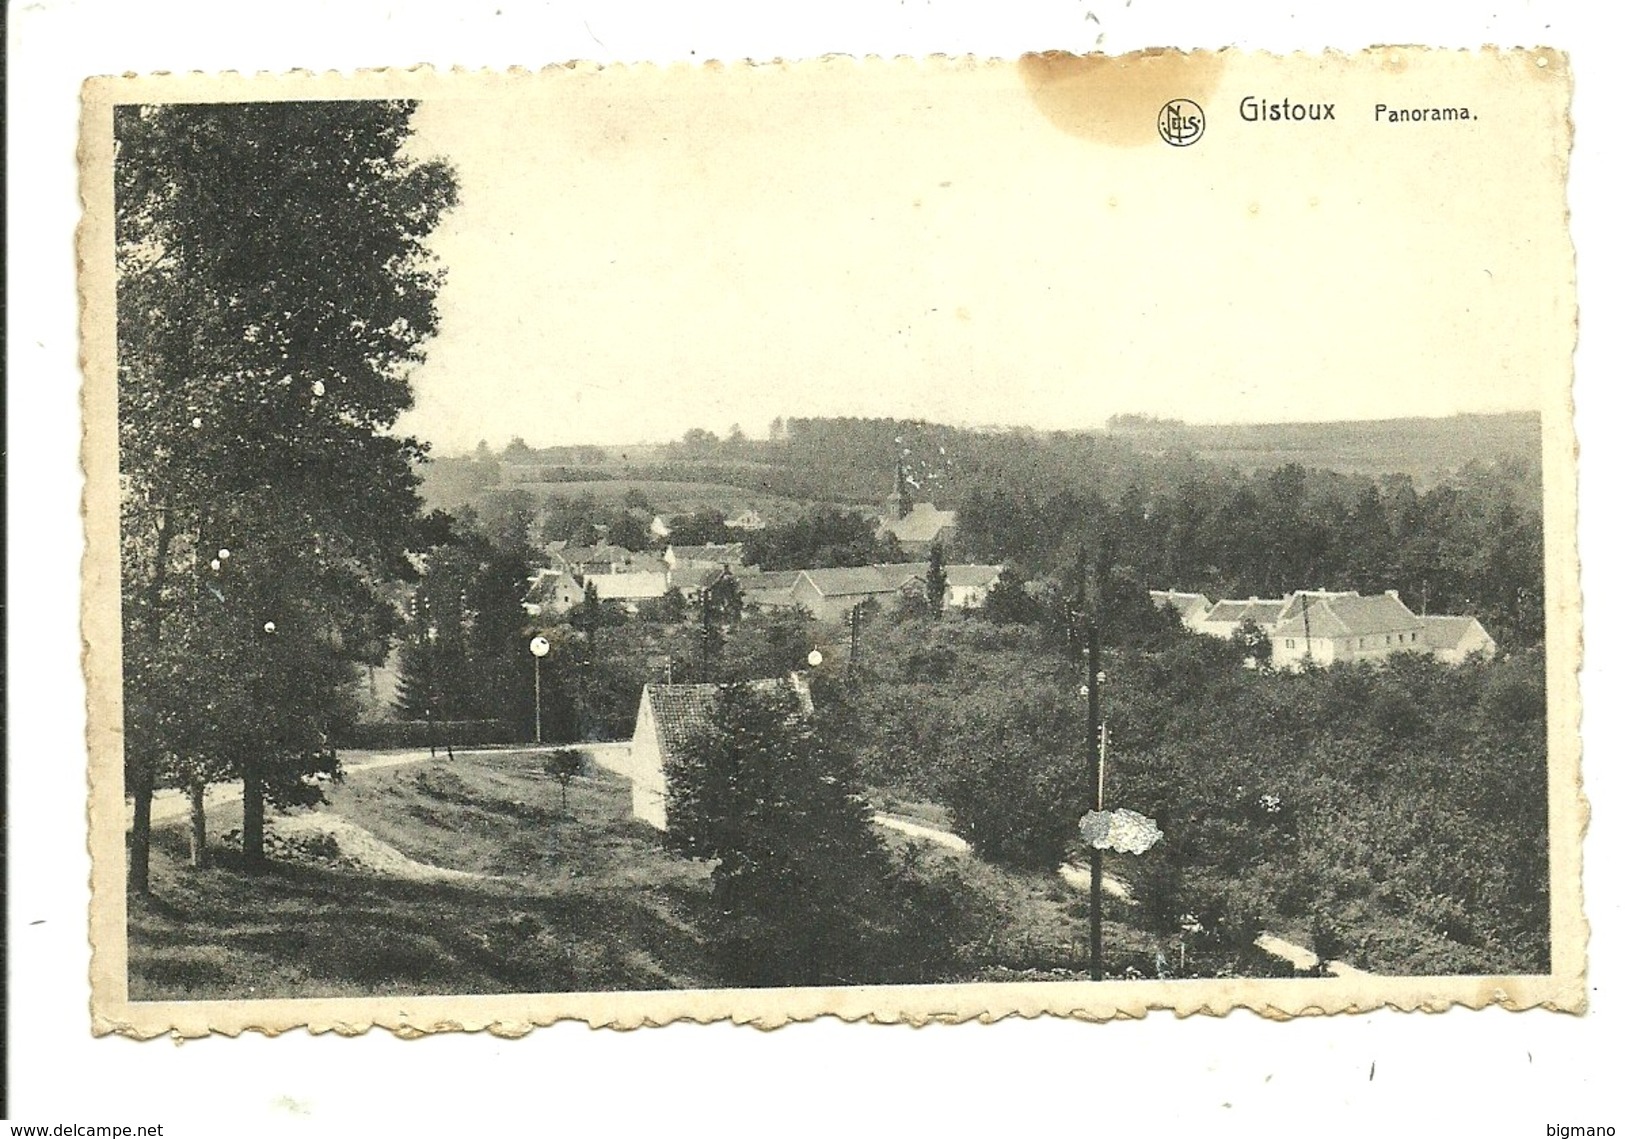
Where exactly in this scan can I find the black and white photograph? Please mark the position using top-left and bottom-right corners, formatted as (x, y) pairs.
(81, 49), (1580, 1035)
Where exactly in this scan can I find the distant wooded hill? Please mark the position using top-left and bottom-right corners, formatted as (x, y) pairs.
(421, 411), (1542, 518)
(1103, 412), (1541, 486)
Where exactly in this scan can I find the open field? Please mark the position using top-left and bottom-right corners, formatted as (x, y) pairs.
(1109, 412), (1540, 486)
(499, 478), (813, 520)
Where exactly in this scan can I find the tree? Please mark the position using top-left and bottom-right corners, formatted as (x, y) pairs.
(544, 748), (588, 811)
(664, 683), (957, 985)
(116, 101), (457, 884)
(925, 541), (949, 618)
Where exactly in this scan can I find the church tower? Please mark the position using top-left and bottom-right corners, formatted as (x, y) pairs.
(884, 460), (913, 523)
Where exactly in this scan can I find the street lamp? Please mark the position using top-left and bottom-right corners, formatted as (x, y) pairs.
(529, 634), (551, 745)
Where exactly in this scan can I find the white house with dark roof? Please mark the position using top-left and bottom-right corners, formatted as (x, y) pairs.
(1269, 590), (1427, 671)
(628, 677), (814, 829)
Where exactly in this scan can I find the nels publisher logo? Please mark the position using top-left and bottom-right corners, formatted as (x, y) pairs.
(1157, 99), (1205, 147)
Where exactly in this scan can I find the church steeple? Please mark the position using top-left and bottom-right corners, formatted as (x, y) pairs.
(885, 460), (913, 522)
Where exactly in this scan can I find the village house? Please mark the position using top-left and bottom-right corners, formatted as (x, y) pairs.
(664, 542), (748, 572)
(1149, 589), (1213, 631)
(1189, 596), (1293, 640)
(628, 676), (814, 829)
(874, 463), (957, 556)
(1419, 614), (1498, 663)
(522, 569), (587, 616)
(736, 569), (806, 610)
(583, 569), (671, 611)
(552, 541), (640, 577)
(723, 508), (767, 531)
(895, 562), (1004, 609)
(788, 562), (1002, 622)
(1269, 590), (1427, 671)
(790, 566), (902, 622)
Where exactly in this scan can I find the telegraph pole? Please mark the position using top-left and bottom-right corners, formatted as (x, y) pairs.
(1086, 623), (1104, 982)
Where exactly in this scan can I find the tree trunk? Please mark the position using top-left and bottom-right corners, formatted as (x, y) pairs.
(188, 781), (208, 869)
(241, 754), (266, 871)
(129, 507), (174, 896)
(128, 758), (155, 895)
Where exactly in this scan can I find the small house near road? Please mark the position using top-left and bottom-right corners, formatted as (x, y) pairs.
(628, 677), (814, 829)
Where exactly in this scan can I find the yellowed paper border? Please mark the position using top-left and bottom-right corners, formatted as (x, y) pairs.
(82, 50), (1583, 1037)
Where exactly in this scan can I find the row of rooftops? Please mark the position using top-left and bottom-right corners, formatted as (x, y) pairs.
(1151, 588), (1495, 654)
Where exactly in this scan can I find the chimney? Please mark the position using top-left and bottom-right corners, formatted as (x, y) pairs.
(1385, 589), (1400, 601)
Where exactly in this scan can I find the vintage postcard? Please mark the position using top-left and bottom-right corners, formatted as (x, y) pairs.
(81, 48), (1581, 1037)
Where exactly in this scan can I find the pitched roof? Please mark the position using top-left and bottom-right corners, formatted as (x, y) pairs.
(878, 503), (958, 544)
(1291, 593), (1423, 638)
(668, 542), (746, 563)
(1150, 590), (1213, 619)
(946, 564), (1002, 588)
(1277, 590), (1360, 624)
(1204, 598), (1288, 626)
(739, 570), (804, 593)
(1419, 614), (1491, 649)
(585, 571), (670, 600)
(643, 678), (814, 760)
(797, 566), (899, 598)
(524, 570), (584, 604)
(555, 543), (633, 566)
(669, 565), (726, 592)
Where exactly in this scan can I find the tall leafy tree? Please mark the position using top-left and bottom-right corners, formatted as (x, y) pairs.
(116, 101), (458, 885)
(664, 683), (958, 985)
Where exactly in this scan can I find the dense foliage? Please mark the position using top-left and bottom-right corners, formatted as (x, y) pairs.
(664, 683), (967, 986)
(116, 100), (457, 880)
(834, 615), (1549, 975)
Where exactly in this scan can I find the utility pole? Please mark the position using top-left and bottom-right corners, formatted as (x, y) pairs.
(1301, 593), (1313, 670)
(1086, 623), (1104, 982)
(700, 587), (713, 683)
(848, 602), (862, 667)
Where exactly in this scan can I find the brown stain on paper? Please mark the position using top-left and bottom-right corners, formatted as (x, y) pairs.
(1018, 49), (1226, 146)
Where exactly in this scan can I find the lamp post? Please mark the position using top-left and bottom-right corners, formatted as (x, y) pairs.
(529, 634), (551, 745)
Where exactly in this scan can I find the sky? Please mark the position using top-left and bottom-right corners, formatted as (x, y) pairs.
(395, 54), (1571, 455)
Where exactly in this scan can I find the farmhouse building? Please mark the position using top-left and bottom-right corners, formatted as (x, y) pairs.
(628, 677), (814, 829)
(788, 562), (1002, 622)
(736, 569), (805, 610)
(1190, 597), (1292, 640)
(1269, 590), (1427, 671)
(583, 570), (671, 610)
(1149, 590), (1213, 631)
(1419, 614), (1498, 663)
